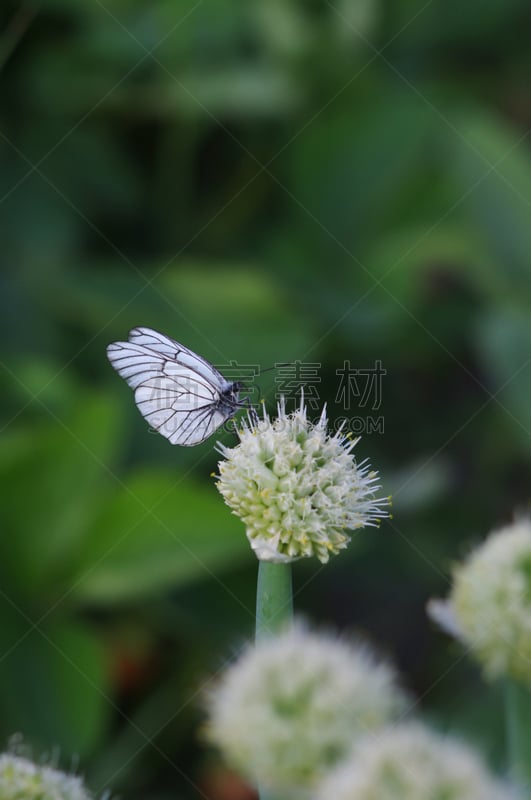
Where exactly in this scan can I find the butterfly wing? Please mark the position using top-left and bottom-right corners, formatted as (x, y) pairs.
(106, 328), (235, 446)
(128, 327), (228, 385)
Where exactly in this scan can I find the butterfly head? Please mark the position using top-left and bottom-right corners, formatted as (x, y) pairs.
(225, 380), (243, 405)
(221, 380), (250, 414)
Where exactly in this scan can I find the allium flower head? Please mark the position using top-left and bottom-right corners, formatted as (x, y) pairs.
(0, 753), (94, 800)
(206, 624), (406, 792)
(216, 398), (389, 563)
(316, 723), (519, 800)
(428, 518), (531, 685)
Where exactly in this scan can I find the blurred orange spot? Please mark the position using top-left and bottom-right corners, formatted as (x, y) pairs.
(198, 764), (257, 800)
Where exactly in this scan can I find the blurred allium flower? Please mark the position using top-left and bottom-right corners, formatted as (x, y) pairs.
(206, 624), (406, 792)
(216, 399), (389, 563)
(428, 518), (531, 685)
(316, 723), (518, 800)
(0, 753), (94, 800)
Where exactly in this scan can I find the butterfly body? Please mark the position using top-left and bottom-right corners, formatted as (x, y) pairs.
(107, 327), (244, 446)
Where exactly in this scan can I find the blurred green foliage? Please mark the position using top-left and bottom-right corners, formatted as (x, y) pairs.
(1, 0), (530, 796)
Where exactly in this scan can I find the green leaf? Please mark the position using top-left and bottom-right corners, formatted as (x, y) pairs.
(0, 603), (109, 756)
(72, 471), (250, 604)
(365, 223), (494, 306)
(0, 390), (123, 593)
(289, 88), (433, 251)
(173, 67), (302, 117)
(474, 306), (531, 452)
(46, 262), (316, 367)
(453, 113), (531, 294)
(160, 264), (315, 364)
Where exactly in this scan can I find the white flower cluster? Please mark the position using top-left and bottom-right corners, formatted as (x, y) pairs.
(206, 625), (521, 798)
(0, 753), (94, 800)
(216, 399), (389, 563)
(317, 723), (519, 800)
(206, 624), (406, 791)
(429, 518), (531, 685)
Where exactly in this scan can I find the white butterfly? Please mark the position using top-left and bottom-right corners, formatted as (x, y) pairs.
(106, 327), (245, 446)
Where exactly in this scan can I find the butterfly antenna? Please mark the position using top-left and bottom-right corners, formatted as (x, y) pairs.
(259, 361), (293, 374)
(235, 363), (293, 418)
(252, 362), (293, 401)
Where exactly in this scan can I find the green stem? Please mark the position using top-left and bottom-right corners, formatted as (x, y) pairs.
(504, 677), (531, 791)
(255, 560), (293, 800)
(256, 560), (293, 642)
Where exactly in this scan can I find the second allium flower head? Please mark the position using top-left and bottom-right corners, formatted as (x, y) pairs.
(216, 398), (390, 563)
(206, 624), (406, 792)
(429, 517), (531, 686)
(317, 723), (519, 800)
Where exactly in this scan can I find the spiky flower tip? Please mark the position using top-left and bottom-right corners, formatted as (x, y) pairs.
(0, 753), (94, 800)
(428, 518), (531, 686)
(216, 398), (390, 563)
(205, 624), (407, 792)
(316, 723), (520, 800)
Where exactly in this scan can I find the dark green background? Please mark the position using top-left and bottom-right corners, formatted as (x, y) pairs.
(1, 0), (530, 797)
